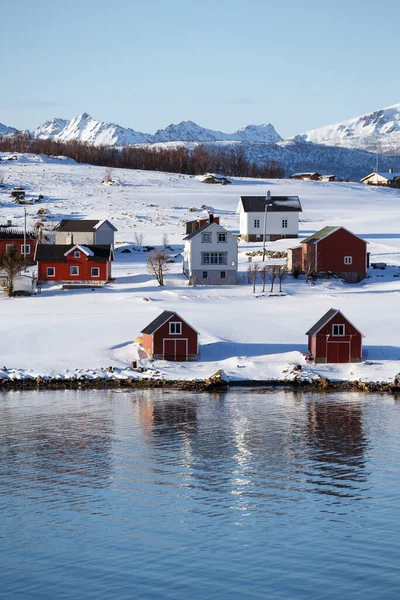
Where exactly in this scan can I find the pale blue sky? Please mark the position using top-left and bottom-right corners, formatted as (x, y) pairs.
(1, 0), (399, 138)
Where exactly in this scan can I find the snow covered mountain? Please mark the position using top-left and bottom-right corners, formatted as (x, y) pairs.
(0, 122), (19, 136)
(34, 118), (70, 140)
(295, 104), (400, 156)
(153, 120), (282, 143)
(233, 123), (282, 143)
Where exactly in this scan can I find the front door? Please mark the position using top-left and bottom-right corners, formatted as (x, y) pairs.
(163, 339), (188, 361)
(327, 342), (350, 363)
(164, 339), (175, 361)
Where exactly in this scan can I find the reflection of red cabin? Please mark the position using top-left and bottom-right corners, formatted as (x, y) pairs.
(141, 311), (198, 361)
(306, 308), (364, 363)
(35, 244), (113, 284)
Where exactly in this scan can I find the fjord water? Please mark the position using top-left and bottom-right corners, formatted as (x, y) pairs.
(0, 390), (399, 599)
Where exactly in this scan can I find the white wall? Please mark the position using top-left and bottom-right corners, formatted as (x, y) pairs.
(94, 223), (115, 246)
(243, 211), (299, 236)
(185, 223), (238, 274)
(55, 231), (94, 245)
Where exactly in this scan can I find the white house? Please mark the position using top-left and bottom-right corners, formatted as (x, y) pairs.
(183, 216), (238, 285)
(54, 219), (117, 247)
(360, 170), (400, 187)
(237, 194), (302, 242)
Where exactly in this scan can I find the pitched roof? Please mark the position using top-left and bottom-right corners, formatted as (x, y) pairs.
(361, 172), (400, 182)
(35, 244), (112, 261)
(239, 196), (302, 212)
(301, 226), (339, 244)
(306, 308), (363, 337)
(183, 222), (212, 241)
(141, 311), (177, 334)
(54, 219), (117, 232)
(0, 228), (36, 240)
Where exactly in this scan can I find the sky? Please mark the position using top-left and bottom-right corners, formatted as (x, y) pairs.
(1, 0), (400, 138)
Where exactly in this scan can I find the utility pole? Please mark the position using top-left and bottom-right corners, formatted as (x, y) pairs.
(23, 207), (27, 272)
(262, 190), (271, 261)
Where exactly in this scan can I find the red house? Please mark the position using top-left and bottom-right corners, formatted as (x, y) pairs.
(301, 226), (368, 283)
(141, 311), (198, 361)
(35, 244), (113, 284)
(306, 309), (364, 363)
(0, 228), (37, 262)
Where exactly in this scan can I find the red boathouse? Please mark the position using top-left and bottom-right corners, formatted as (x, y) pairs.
(306, 308), (364, 363)
(35, 244), (113, 284)
(141, 311), (198, 361)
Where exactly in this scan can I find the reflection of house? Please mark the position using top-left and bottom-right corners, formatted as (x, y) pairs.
(141, 310), (198, 361)
(54, 219), (117, 247)
(360, 169), (400, 187)
(0, 227), (37, 261)
(183, 215), (238, 285)
(306, 308), (363, 363)
(301, 226), (368, 283)
(35, 244), (114, 284)
(237, 194), (302, 242)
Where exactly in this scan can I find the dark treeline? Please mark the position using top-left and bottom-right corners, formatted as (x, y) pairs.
(0, 134), (284, 178)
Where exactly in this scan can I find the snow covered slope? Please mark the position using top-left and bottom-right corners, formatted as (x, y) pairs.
(34, 118), (70, 139)
(295, 104), (400, 156)
(153, 120), (282, 143)
(52, 113), (153, 145)
(0, 122), (18, 136)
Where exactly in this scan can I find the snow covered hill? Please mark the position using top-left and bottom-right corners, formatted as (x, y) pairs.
(0, 122), (19, 136)
(153, 120), (282, 143)
(295, 103), (400, 156)
(34, 118), (70, 140)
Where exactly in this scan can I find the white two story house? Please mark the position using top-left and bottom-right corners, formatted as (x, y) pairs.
(237, 193), (302, 241)
(183, 216), (238, 285)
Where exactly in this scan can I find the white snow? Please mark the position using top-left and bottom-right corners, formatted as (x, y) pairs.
(1, 152), (400, 384)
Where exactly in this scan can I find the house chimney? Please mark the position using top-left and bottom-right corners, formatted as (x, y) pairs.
(266, 190), (271, 201)
(6, 219), (12, 227)
(389, 167), (393, 173)
(209, 213), (214, 224)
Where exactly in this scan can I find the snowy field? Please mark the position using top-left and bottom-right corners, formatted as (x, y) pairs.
(1, 152), (400, 383)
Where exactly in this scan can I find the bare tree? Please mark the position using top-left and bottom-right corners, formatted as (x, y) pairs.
(133, 231), (144, 246)
(303, 244), (317, 283)
(260, 264), (269, 292)
(247, 263), (259, 293)
(147, 249), (170, 286)
(162, 233), (170, 247)
(267, 265), (279, 293)
(0, 247), (25, 297)
(277, 265), (288, 292)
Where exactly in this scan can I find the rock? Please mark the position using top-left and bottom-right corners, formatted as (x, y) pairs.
(204, 369), (229, 390)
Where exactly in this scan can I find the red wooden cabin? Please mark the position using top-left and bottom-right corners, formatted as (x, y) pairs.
(306, 308), (364, 363)
(35, 244), (113, 284)
(0, 228), (37, 261)
(141, 311), (198, 361)
(301, 226), (368, 283)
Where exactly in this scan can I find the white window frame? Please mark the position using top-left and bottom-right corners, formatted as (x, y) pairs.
(201, 252), (227, 265)
(70, 266), (79, 276)
(344, 256), (352, 265)
(282, 219), (288, 229)
(201, 232), (212, 243)
(21, 244), (31, 255)
(91, 267), (100, 278)
(254, 219), (260, 228)
(217, 232), (227, 243)
(169, 321), (182, 335)
(332, 324), (345, 336)
(74, 250), (81, 258)
(46, 267), (55, 277)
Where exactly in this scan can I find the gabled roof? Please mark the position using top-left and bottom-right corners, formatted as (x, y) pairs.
(361, 172), (400, 182)
(34, 244), (113, 261)
(64, 244), (95, 257)
(238, 196), (302, 213)
(0, 228), (36, 240)
(141, 311), (198, 335)
(55, 219), (117, 232)
(301, 226), (367, 245)
(183, 221), (233, 241)
(306, 308), (364, 337)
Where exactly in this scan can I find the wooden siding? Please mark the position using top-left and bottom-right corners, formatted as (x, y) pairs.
(142, 315), (198, 361)
(309, 312), (362, 363)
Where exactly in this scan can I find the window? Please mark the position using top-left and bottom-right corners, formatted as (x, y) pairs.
(21, 244), (31, 255)
(202, 271), (208, 279)
(282, 219), (288, 228)
(201, 232), (212, 243)
(344, 256), (352, 265)
(220, 271), (226, 279)
(169, 322), (182, 335)
(46, 267), (55, 277)
(91, 267), (100, 277)
(332, 324), (345, 336)
(201, 252), (227, 265)
(254, 219), (260, 228)
(74, 250), (81, 258)
(70, 266), (79, 276)
(217, 232), (227, 243)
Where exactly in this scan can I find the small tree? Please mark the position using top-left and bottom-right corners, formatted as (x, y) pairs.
(260, 264), (269, 292)
(247, 263), (259, 293)
(133, 231), (144, 246)
(277, 265), (288, 292)
(147, 249), (170, 286)
(304, 244), (317, 283)
(0, 246), (25, 297)
(103, 167), (114, 184)
(267, 265), (279, 293)
(162, 233), (170, 247)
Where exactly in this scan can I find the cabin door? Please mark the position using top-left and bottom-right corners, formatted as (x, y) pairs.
(327, 342), (350, 363)
(163, 339), (188, 361)
(164, 339), (175, 361)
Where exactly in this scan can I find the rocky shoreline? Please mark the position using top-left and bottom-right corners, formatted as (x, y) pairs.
(0, 369), (399, 393)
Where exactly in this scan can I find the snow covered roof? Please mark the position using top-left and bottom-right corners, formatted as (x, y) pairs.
(306, 309), (364, 337)
(35, 244), (112, 261)
(55, 219), (117, 232)
(239, 196), (302, 213)
(64, 245), (95, 257)
(0, 227), (36, 240)
(361, 172), (400, 182)
(291, 172), (320, 177)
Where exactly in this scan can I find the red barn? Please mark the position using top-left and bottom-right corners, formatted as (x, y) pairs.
(0, 228), (37, 262)
(301, 226), (368, 283)
(141, 311), (198, 361)
(35, 244), (113, 284)
(306, 309), (364, 363)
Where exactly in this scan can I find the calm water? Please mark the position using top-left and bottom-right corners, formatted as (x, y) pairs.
(0, 389), (399, 599)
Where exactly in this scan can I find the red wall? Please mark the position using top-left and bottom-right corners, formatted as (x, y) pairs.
(143, 315), (198, 360)
(0, 238), (36, 259)
(303, 229), (367, 274)
(38, 256), (111, 282)
(311, 312), (362, 362)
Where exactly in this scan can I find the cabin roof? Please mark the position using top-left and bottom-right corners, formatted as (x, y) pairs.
(239, 196), (302, 212)
(35, 244), (112, 261)
(361, 172), (400, 182)
(141, 311), (178, 334)
(306, 308), (363, 337)
(55, 219), (117, 232)
(301, 226), (340, 244)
